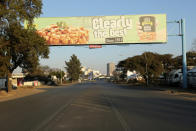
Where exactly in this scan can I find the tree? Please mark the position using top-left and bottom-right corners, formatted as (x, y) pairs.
(172, 51), (196, 69)
(65, 54), (82, 81)
(0, 0), (49, 91)
(129, 52), (163, 82)
(24, 65), (51, 76)
(143, 52), (164, 81)
(0, 0), (42, 26)
(117, 51), (196, 85)
(158, 54), (173, 80)
(159, 54), (173, 72)
(117, 52), (164, 84)
(117, 59), (130, 80)
(49, 70), (65, 80)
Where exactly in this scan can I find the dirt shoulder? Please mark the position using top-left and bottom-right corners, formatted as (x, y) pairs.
(156, 86), (196, 101)
(113, 82), (196, 101)
(0, 82), (77, 102)
(0, 87), (46, 102)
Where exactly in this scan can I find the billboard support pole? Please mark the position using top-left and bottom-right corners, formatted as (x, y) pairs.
(167, 19), (187, 89)
(181, 19), (187, 89)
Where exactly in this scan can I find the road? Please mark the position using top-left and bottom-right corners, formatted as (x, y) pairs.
(0, 81), (196, 131)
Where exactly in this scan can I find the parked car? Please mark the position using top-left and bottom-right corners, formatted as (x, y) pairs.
(187, 67), (196, 87)
(0, 78), (17, 90)
(0, 78), (7, 90)
(167, 69), (182, 85)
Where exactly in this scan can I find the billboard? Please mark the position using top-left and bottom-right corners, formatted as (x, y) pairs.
(28, 14), (167, 45)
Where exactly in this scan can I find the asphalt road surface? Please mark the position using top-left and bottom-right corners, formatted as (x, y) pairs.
(0, 81), (196, 131)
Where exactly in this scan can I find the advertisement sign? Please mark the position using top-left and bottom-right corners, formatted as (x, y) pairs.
(28, 14), (167, 45)
(89, 45), (102, 49)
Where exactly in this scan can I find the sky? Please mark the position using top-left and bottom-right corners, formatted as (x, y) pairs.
(38, 0), (196, 74)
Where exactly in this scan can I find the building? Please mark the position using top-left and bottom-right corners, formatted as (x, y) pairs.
(107, 63), (115, 76)
(81, 67), (102, 80)
(12, 73), (25, 86)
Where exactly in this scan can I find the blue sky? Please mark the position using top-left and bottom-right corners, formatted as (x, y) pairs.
(39, 0), (196, 74)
